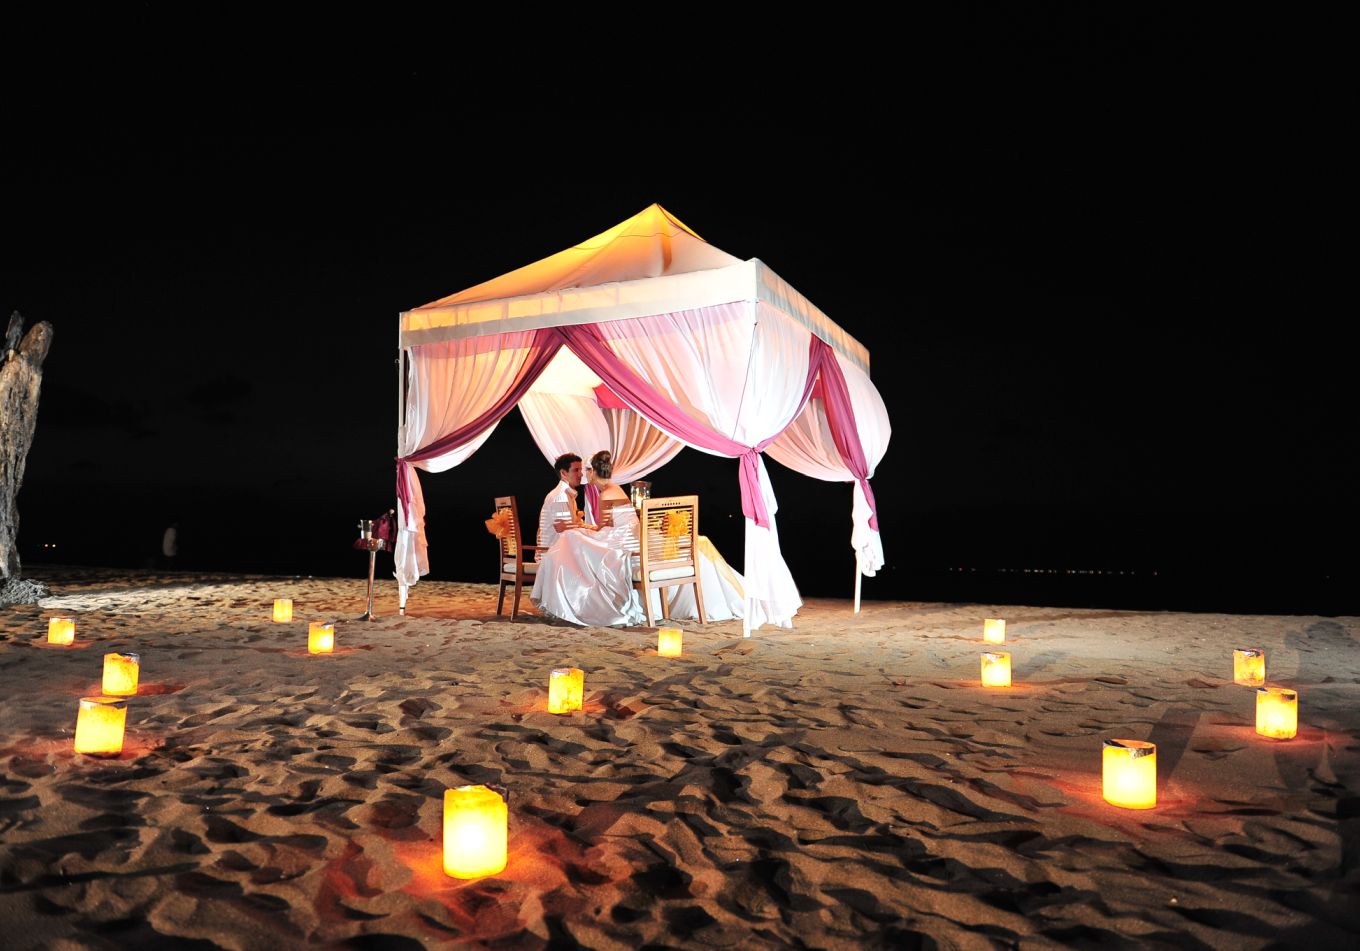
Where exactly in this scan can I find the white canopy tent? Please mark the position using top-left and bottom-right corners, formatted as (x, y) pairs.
(395, 204), (889, 631)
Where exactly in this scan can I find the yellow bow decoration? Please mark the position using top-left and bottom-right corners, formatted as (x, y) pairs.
(485, 509), (515, 554)
(660, 510), (690, 560)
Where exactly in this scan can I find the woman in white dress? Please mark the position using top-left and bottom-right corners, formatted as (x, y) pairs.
(531, 450), (747, 626)
(531, 451), (641, 626)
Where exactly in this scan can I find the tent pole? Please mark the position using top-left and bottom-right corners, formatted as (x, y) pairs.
(396, 337), (408, 615)
(853, 552), (862, 614)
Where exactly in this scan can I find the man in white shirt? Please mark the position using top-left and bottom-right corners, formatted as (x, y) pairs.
(538, 453), (583, 560)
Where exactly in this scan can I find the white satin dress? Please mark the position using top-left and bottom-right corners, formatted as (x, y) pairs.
(530, 504), (747, 626)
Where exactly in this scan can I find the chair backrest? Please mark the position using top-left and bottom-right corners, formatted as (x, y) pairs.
(493, 496), (522, 563)
(638, 495), (699, 574)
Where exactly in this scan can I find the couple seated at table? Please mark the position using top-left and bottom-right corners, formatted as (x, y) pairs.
(530, 451), (746, 627)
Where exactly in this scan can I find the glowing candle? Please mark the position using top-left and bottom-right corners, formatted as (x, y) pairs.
(980, 651), (1011, 687)
(102, 652), (141, 696)
(547, 667), (584, 714)
(1233, 648), (1265, 687)
(308, 622), (334, 654)
(443, 784), (508, 878)
(47, 617), (75, 645)
(983, 618), (1006, 644)
(658, 627), (683, 657)
(1256, 687), (1298, 740)
(273, 599), (293, 622)
(74, 696), (127, 756)
(1103, 739), (1157, 809)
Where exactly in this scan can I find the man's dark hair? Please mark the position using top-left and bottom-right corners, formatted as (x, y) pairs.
(554, 453), (581, 477)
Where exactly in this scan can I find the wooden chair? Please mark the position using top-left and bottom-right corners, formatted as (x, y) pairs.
(494, 496), (539, 620)
(634, 495), (706, 626)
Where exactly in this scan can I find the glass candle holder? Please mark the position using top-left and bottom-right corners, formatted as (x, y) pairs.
(1233, 648), (1265, 687)
(308, 622), (334, 654)
(102, 652), (141, 696)
(983, 618), (1006, 644)
(74, 696), (127, 756)
(658, 627), (683, 657)
(273, 599), (293, 623)
(47, 617), (75, 645)
(1256, 687), (1298, 739)
(443, 784), (508, 878)
(981, 651), (1011, 687)
(547, 667), (584, 714)
(1103, 739), (1157, 808)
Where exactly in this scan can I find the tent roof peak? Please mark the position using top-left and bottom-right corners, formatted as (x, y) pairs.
(400, 208), (870, 376)
(411, 205), (742, 313)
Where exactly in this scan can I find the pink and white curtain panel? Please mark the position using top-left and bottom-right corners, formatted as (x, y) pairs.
(394, 303), (887, 630)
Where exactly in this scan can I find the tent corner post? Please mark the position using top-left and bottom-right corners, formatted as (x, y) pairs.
(853, 554), (862, 614)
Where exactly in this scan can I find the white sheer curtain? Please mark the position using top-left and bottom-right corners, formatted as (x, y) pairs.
(767, 350), (890, 574)
(395, 331), (545, 590)
(518, 393), (610, 469)
(518, 347), (682, 520)
(601, 407), (681, 482)
(595, 302), (812, 629)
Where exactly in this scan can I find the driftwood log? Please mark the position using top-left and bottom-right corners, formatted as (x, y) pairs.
(1, 311), (53, 583)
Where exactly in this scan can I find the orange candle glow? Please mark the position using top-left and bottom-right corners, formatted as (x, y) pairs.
(1103, 739), (1157, 809)
(658, 627), (683, 657)
(547, 667), (584, 714)
(1256, 687), (1298, 740)
(273, 598), (293, 622)
(1233, 648), (1265, 687)
(983, 618), (1006, 644)
(443, 784), (508, 878)
(47, 617), (75, 645)
(74, 696), (127, 756)
(308, 622), (334, 654)
(980, 651), (1011, 687)
(102, 652), (141, 696)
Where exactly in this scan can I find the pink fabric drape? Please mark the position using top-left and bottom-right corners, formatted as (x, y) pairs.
(593, 384), (627, 410)
(557, 325), (823, 528)
(814, 341), (881, 531)
(396, 328), (562, 520)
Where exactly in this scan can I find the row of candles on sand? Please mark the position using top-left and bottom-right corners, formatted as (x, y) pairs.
(982, 619), (1299, 810)
(46, 603), (680, 879)
(45, 606), (1301, 878)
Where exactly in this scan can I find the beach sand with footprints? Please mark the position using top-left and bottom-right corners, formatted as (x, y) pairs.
(1, 569), (1358, 949)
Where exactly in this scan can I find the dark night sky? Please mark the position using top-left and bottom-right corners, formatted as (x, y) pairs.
(3, 15), (1351, 613)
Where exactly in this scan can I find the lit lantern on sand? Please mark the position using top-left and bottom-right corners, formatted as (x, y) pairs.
(308, 622), (335, 654)
(1256, 687), (1298, 740)
(1233, 648), (1265, 687)
(443, 784), (508, 878)
(547, 667), (584, 714)
(1103, 739), (1157, 809)
(273, 599), (293, 622)
(102, 652), (141, 696)
(980, 651), (1011, 687)
(984, 618), (1006, 644)
(74, 696), (127, 756)
(658, 627), (683, 657)
(48, 617), (75, 645)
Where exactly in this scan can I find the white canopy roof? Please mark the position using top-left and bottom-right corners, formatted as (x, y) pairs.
(400, 204), (871, 376)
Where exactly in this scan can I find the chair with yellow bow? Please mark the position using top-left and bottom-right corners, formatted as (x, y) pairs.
(634, 495), (706, 625)
(490, 496), (539, 620)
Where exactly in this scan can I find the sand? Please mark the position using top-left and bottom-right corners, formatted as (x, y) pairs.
(1, 569), (1357, 950)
